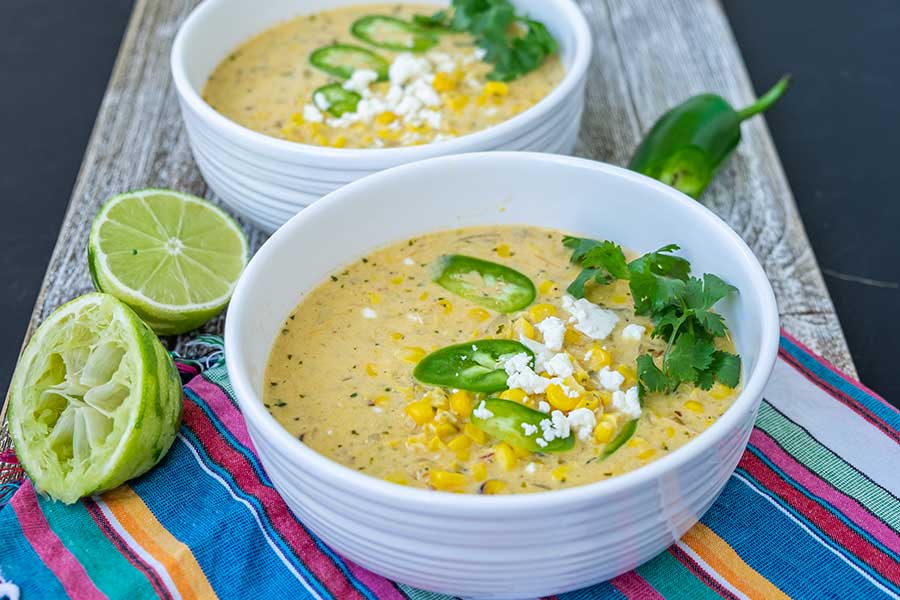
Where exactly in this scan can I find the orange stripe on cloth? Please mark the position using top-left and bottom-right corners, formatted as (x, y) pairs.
(103, 486), (217, 599)
(682, 523), (790, 600)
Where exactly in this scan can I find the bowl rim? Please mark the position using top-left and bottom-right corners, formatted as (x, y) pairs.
(170, 0), (593, 162)
(224, 151), (781, 514)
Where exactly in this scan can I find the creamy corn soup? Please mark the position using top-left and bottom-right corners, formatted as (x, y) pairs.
(264, 226), (741, 494)
(203, 4), (564, 148)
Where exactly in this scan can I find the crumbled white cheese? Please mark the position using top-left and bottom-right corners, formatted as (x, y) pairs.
(612, 386), (641, 419)
(622, 323), (646, 341)
(535, 316), (566, 351)
(406, 313), (424, 324)
(403, 257), (415, 266)
(343, 69), (379, 94)
(503, 352), (551, 394)
(538, 401), (551, 413)
(544, 353), (574, 379)
(562, 295), (619, 340)
(389, 53), (431, 86)
(539, 410), (571, 443)
(371, 406), (383, 414)
(597, 366), (624, 391)
(535, 438), (548, 448)
(521, 422), (538, 437)
(518, 335), (552, 372)
(473, 400), (494, 420)
(313, 92), (331, 111)
(583, 349), (593, 361)
(566, 408), (597, 442)
(525, 462), (537, 474)
(361, 307), (377, 319)
(303, 104), (324, 123)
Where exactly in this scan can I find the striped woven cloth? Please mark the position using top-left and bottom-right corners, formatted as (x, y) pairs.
(1, 330), (898, 600)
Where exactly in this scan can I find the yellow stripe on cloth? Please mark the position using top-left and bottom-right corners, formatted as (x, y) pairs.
(103, 486), (217, 599)
(682, 523), (790, 600)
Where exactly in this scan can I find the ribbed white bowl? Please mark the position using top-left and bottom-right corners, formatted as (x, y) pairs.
(225, 152), (780, 599)
(172, 0), (592, 232)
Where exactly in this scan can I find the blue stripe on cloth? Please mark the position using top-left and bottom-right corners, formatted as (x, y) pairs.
(0, 511), (67, 599)
(705, 475), (892, 599)
(745, 441), (900, 564)
(130, 437), (323, 599)
(184, 385), (382, 600)
(780, 335), (900, 432)
(559, 581), (628, 599)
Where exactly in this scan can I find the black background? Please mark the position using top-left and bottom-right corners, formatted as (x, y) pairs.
(1, 1), (898, 403)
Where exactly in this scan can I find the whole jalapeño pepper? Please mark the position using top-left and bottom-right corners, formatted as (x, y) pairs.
(629, 75), (792, 198)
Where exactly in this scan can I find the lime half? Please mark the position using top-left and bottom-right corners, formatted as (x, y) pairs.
(8, 293), (183, 504)
(88, 189), (248, 335)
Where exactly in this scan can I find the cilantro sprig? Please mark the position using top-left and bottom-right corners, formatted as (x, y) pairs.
(415, 0), (558, 81)
(562, 236), (741, 394)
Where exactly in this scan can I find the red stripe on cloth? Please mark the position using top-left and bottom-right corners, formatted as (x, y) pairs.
(181, 399), (372, 600)
(667, 545), (741, 600)
(740, 451), (900, 586)
(778, 350), (900, 445)
(609, 571), (665, 599)
(750, 429), (900, 555)
(187, 377), (254, 448)
(346, 560), (408, 600)
(780, 330), (895, 411)
(11, 483), (106, 600)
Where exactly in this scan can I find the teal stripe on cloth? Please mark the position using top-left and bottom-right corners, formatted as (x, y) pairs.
(0, 513), (67, 599)
(635, 551), (722, 600)
(40, 497), (159, 599)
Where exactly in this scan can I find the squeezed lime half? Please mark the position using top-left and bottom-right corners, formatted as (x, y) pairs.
(88, 189), (248, 335)
(8, 293), (183, 504)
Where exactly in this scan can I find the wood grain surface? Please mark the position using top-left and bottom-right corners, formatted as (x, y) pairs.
(0, 0), (855, 466)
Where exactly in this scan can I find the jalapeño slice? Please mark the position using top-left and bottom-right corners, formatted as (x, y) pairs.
(309, 44), (390, 80)
(313, 83), (361, 117)
(470, 398), (574, 453)
(351, 15), (438, 52)
(431, 255), (536, 313)
(413, 340), (531, 393)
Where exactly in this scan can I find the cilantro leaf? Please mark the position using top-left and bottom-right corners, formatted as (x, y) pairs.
(563, 237), (629, 297)
(637, 354), (671, 393)
(710, 351), (741, 388)
(664, 331), (716, 386)
(566, 267), (600, 298)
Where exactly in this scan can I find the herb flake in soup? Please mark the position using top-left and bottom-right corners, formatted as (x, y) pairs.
(264, 226), (741, 494)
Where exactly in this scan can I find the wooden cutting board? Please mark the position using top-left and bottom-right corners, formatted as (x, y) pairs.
(0, 0), (855, 463)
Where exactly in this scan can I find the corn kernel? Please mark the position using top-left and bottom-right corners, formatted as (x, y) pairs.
(481, 479), (507, 495)
(528, 303), (557, 321)
(494, 442), (517, 470)
(495, 243), (512, 257)
(418, 291), (429, 301)
(626, 436), (647, 448)
(498, 388), (528, 402)
(575, 392), (600, 411)
(386, 438), (401, 449)
(665, 426), (676, 438)
(464, 423), (487, 444)
(375, 111), (398, 125)
(448, 94), (470, 111)
(538, 280), (556, 295)
(365, 363), (378, 377)
(401, 347), (427, 363)
(455, 448), (471, 461)
(314, 134), (329, 147)
(449, 390), (474, 416)
(709, 383), (733, 400)
(515, 317), (535, 339)
(598, 390), (614, 408)
(427, 436), (443, 452)
(472, 462), (488, 481)
(377, 127), (400, 141)
(290, 112), (305, 126)
(366, 291), (382, 305)
(610, 294), (628, 304)
(384, 472), (408, 485)
(617, 365), (637, 386)
(587, 346), (612, 370)
(593, 419), (617, 443)
(432, 71), (458, 92)
(435, 422), (459, 441)
(513, 445), (531, 459)
(447, 435), (471, 452)
(483, 81), (509, 96)
(684, 400), (705, 414)
(331, 136), (348, 148)
(637, 448), (657, 461)
(437, 299), (453, 314)
(468, 307), (491, 322)
(564, 328), (583, 345)
(551, 465), (570, 481)
(429, 470), (467, 490)
(546, 384), (580, 411)
(361, 134), (375, 146)
(475, 94), (489, 106)
(390, 275), (404, 285)
(405, 400), (434, 425)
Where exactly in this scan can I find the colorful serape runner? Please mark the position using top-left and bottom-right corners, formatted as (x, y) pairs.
(1, 330), (898, 599)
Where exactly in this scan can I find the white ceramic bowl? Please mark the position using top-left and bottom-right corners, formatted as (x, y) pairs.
(171, 0), (592, 232)
(225, 152), (780, 598)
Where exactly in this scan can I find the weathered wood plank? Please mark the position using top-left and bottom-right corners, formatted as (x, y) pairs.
(0, 0), (856, 465)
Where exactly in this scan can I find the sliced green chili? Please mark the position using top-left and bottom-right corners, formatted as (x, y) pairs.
(629, 75), (791, 198)
(309, 44), (390, 80)
(600, 419), (638, 459)
(312, 84), (361, 117)
(470, 398), (574, 453)
(351, 16), (438, 52)
(431, 255), (536, 313)
(413, 340), (531, 393)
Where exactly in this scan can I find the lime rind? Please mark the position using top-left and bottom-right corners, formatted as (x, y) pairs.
(88, 189), (248, 335)
(8, 293), (182, 504)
